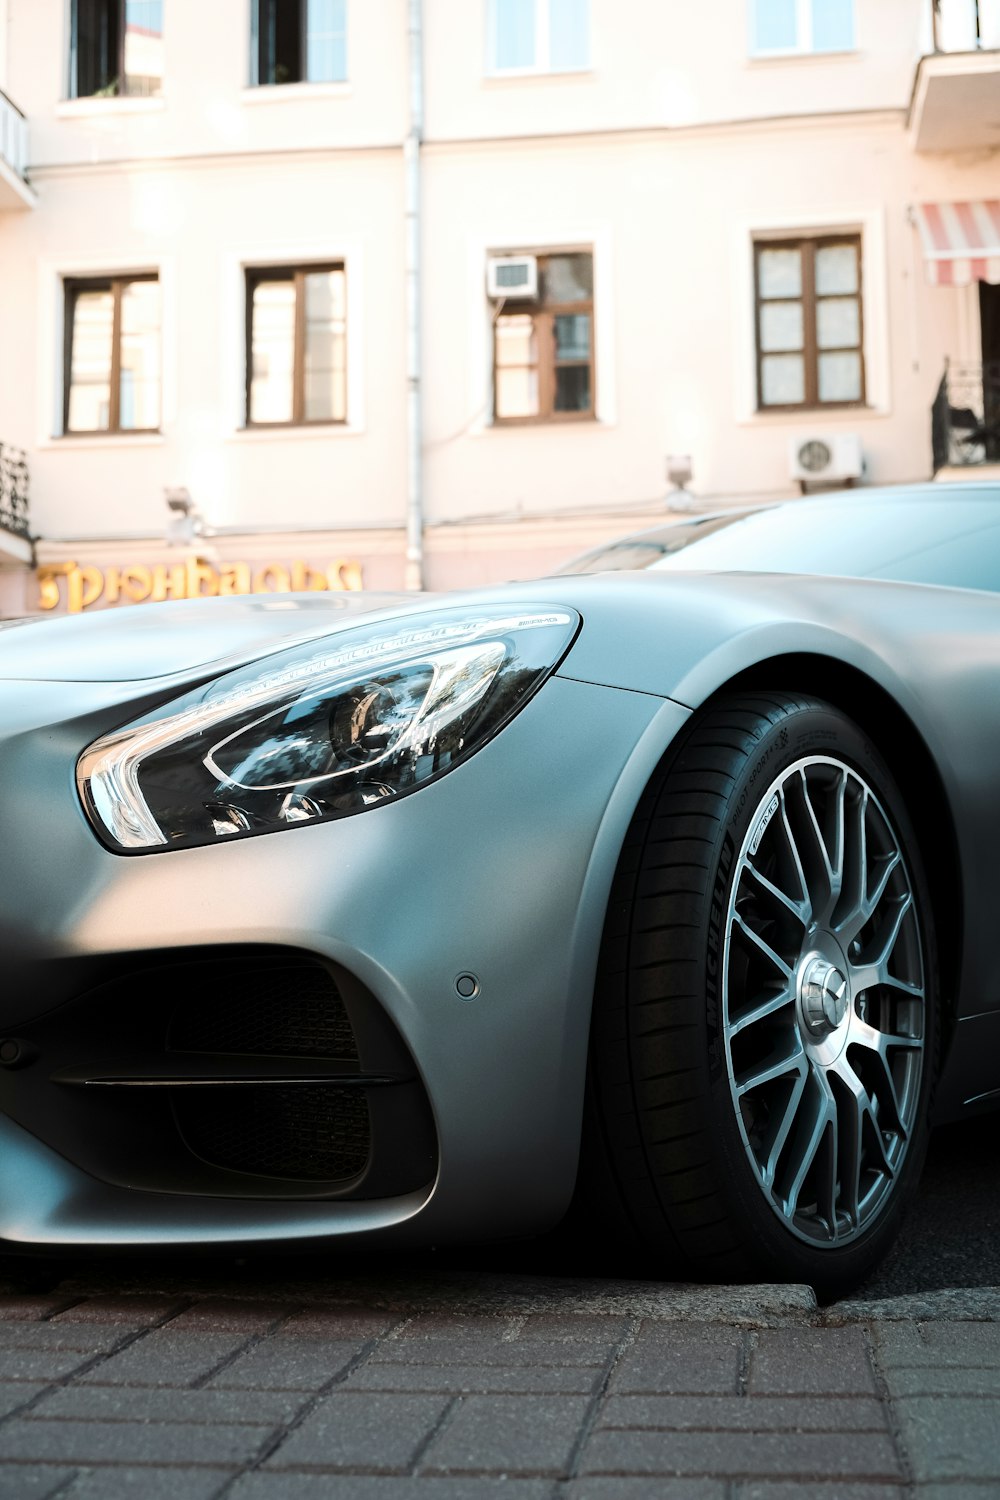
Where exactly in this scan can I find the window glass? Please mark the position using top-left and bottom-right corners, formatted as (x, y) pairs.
(73, 0), (120, 97)
(303, 268), (347, 421)
(818, 350), (862, 402)
(123, 0), (163, 96)
(250, 279), (296, 423)
(760, 302), (804, 353)
(542, 253), (593, 303)
(754, 0), (797, 51)
(811, 0), (854, 52)
(816, 298), (859, 350)
(760, 353), (805, 405)
(758, 248), (802, 300)
(494, 0), (535, 69)
(306, 0), (347, 82)
(549, 0), (589, 69)
(67, 289), (114, 432)
(815, 243), (858, 295)
(119, 279), (161, 428)
(495, 314), (539, 418)
(645, 499), (1000, 592)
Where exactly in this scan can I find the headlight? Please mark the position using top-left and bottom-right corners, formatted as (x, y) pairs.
(78, 605), (579, 853)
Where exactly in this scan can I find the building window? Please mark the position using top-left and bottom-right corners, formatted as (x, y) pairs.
(70, 1), (164, 99)
(252, 0), (347, 86)
(246, 265), (346, 426)
(63, 275), (161, 433)
(493, 252), (594, 422)
(754, 237), (865, 409)
(750, 0), (854, 55)
(490, 0), (589, 73)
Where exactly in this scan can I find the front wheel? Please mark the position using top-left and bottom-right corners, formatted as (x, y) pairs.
(584, 693), (938, 1299)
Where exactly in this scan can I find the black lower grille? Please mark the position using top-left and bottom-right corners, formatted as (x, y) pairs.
(177, 1085), (371, 1181)
(169, 960), (358, 1062)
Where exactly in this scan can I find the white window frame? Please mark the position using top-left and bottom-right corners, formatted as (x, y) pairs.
(730, 208), (890, 424)
(487, 0), (590, 77)
(748, 0), (855, 58)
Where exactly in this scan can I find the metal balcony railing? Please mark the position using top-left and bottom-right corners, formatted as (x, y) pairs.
(0, 89), (28, 182)
(930, 0), (1000, 51)
(0, 445), (30, 539)
(932, 363), (1000, 471)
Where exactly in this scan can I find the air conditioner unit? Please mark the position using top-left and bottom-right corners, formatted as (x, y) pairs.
(486, 255), (538, 300)
(788, 433), (864, 484)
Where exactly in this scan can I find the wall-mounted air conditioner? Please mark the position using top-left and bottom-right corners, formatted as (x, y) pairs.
(486, 255), (538, 300)
(788, 433), (864, 484)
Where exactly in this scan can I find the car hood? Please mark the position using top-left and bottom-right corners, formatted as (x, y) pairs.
(0, 592), (427, 682)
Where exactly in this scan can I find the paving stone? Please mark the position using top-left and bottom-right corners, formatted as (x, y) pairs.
(750, 1328), (877, 1395)
(77, 1329), (252, 1387)
(62, 1469), (232, 1499)
(0, 1417), (274, 1466)
(882, 1366), (1000, 1398)
(578, 1429), (902, 1479)
(51, 1296), (186, 1327)
(599, 1393), (888, 1431)
(0, 1382), (45, 1418)
(168, 1299), (291, 1332)
(515, 1314), (631, 1343)
(390, 1315), (515, 1342)
(736, 1487), (906, 1499)
(345, 1361), (602, 1394)
(893, 1395), (1000, 1481)
(278, 1311), (397, 1340)
(565, 1482), (727, 1500)
(369, 1338), (606, 1368)
(609, 1326), (743, 1394)
(0, 1348), (104, 1383)
(265, 1390), (451, 1472)
(874, 1321), (1000, 1368)
(34, 1383), (308, 1425)
(0, 1324), (124, 1352)
(0, 1296), (77, 1322)
(0, 1465), (75, 1498)
(232, 1476), (553, 1499)
(208, 1337), (363, 1391)
(420, 1393), (591, 1476)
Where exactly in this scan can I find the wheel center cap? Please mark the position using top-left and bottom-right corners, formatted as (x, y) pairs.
(799, 954), (849, 1038)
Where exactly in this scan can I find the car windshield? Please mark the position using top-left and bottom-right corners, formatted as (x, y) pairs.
(556, 491), (1000, 595)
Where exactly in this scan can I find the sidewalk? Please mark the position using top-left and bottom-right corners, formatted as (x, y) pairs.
(0, 1277), (997, 1497)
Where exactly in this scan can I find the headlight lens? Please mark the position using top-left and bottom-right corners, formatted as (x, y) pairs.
(78, 605), (578, 852)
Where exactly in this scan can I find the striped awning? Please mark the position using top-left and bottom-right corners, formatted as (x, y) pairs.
(912, 201), (1000, 287)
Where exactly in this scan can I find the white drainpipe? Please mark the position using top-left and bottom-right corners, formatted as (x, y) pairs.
(404, 0), (425, 591)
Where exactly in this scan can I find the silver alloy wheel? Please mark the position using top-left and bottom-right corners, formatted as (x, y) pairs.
(722, 755), (925, 1247)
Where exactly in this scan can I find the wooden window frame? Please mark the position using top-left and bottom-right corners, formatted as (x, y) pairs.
(245, 262), (347, 429)
(754, 235), (866, 413)
(63, 273), (160, 436)
(492, 253), (595, 426)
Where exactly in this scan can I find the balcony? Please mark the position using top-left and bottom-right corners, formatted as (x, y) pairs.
(910, 1), (1000, 152)
(0, 88), (34, 211)
(0, 445), (32, 564)
(932, 363), (1000, 478)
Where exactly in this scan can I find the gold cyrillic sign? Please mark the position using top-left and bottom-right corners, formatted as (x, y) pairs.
(36, 557), (365, 614)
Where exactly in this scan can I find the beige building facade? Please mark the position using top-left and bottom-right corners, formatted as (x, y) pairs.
(0, 0), (998, 616)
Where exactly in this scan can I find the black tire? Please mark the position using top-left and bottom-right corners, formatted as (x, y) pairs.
(582, 692), (938, 1300)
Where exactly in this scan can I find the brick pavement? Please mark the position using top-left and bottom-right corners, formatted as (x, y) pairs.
(0, 1289), (995, 1495)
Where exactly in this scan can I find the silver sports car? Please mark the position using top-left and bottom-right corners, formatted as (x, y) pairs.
(2, 481), (999, 1298)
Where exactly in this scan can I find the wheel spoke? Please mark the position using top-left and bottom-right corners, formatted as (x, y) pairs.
(794, 768), (841, 925)
(762, 1058), (809, 1188)
(732, 912), (794, 981)
(836, 1054), (894, 1180)
(741, 858), (810, 927)
(833, 785), (868, 937)
(840, 850), (901, 944)
(778, 786), (812, 925)
(783, 1074), (835, 1221)
(728, 987), (796, 1037)
(849, 894), (913, 991)
(735, 1043), (806, 1098)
